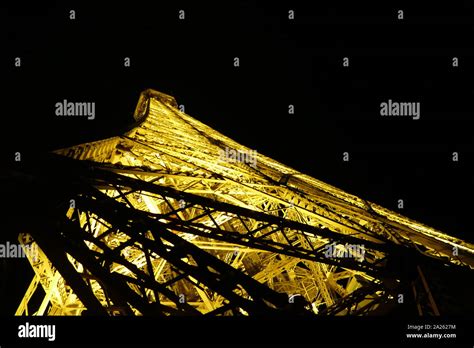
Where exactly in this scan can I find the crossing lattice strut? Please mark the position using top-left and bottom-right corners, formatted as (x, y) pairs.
(15, 89), (474, 316)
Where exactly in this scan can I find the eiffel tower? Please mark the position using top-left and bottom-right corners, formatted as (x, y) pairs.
(12, 89), (474, 317)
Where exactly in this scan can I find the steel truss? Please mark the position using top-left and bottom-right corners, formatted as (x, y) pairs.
(14, 89), (474, 316)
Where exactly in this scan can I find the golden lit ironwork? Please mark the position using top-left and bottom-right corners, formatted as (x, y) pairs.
(16, 89), (474, 316)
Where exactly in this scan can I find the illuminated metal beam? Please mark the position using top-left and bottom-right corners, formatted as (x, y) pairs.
(14, 89), (474, 316)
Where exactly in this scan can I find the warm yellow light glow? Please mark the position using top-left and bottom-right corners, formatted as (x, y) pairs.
(15, 89), (474, 316)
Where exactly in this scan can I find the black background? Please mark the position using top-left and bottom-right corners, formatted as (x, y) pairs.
(1, 0), (474, 344)
(3, 0), (473, 240)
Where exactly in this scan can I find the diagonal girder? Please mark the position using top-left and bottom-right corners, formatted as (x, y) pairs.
(12, 89), (474, 317)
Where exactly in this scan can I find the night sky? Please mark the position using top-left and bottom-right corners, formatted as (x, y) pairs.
(1, 0), (474, 322)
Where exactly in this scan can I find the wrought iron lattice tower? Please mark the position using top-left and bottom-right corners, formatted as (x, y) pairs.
(14, 89), (474, 316)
